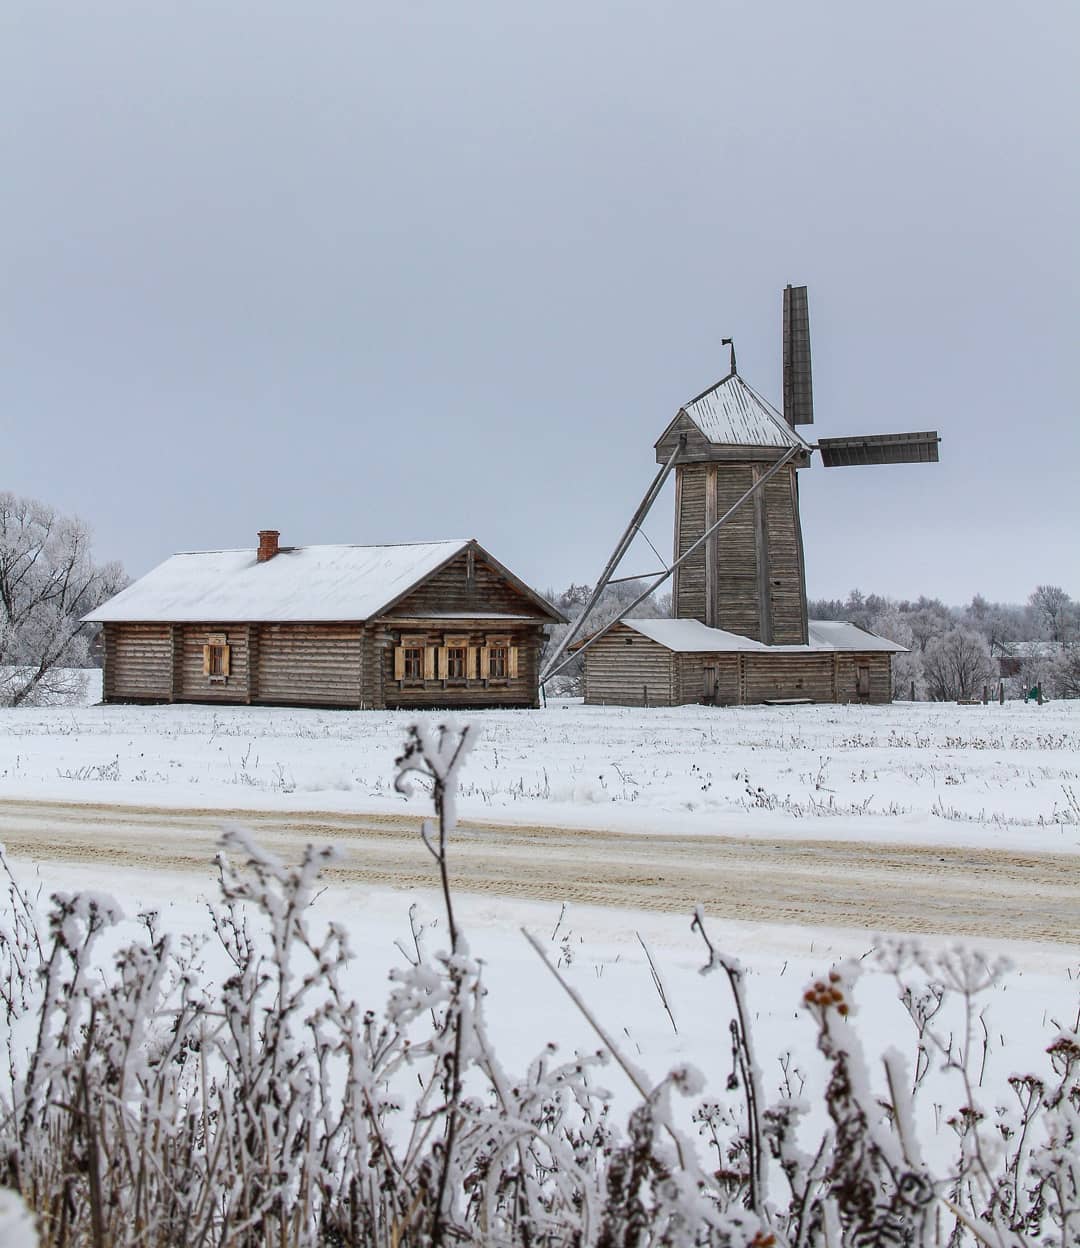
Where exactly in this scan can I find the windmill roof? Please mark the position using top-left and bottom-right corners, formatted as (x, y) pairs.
(675, 373), (811, 450)
(84, 539), (563, 624)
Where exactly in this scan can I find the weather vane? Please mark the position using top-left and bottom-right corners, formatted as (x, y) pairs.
(721, 337), (737, 376)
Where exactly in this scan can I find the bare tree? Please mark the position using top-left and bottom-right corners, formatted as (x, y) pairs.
(922, 627), (992, 701)
(0, 492), (126, 707)
(1028, 584), (1074, 642)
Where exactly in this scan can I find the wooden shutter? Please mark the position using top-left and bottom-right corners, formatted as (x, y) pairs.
(202, 645), (211, 676)
(393, 647), (405, 680)
(438, 646), (449, 680)
(468, 646), (480, 679)
(508, 644), (519, 680)
(479, 645), (490, 679)
(424, 646), (436, 681)
(222, 645), (231, 677)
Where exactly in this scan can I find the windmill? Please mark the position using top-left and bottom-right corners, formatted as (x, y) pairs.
(541, 285), (940, 685)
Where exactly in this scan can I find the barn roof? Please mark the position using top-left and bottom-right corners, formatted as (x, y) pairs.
(605, 618), (906, 654)
(85, 539), (563, 624)
(656, 373), (813, 451)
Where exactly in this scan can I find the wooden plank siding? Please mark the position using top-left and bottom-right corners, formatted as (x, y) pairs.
(103, 623), (173, 701)
(672, 464), (707, 623)
(763, 467), (808, 644)
(391, 549), (543, 617)
(669, 450), (808, 647)
(582, 633), (675, 707)
(713, 464), (760, 639)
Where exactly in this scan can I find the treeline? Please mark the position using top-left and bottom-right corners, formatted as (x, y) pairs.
(807, 584), (1079, 701)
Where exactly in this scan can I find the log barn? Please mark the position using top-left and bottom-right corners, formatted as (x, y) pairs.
(86, 531), (564, 709)
(579, 619), (903, 708)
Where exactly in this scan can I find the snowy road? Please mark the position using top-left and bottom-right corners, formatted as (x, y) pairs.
(1, 798), (1076, 943)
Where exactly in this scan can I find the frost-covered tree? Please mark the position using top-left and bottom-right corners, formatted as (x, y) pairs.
(1028, 584), (1075, 642)
(870, 606), (923, 699)
(0, 492), (126, 707)
(922, 627), (993, 701)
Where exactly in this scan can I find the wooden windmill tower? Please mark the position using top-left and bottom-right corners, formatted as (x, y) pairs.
(654, 286), (939, 645)
(541, 285), (940, 686)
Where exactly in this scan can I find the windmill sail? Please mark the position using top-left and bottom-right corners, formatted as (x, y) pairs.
(817, 431), (940, 467)
(782, 284), (814, 427)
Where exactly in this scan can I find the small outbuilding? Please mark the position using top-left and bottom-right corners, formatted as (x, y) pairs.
(578, 619), (904, 707)
(86, 531), (564, 709)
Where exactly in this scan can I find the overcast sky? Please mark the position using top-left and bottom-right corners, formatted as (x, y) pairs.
(3, 1), (1077, 606)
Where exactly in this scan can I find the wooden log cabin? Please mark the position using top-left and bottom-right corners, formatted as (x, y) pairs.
(85, 531), (564, 709)
(578, 619), (904, 707)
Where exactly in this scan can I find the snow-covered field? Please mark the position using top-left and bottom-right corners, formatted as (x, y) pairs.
(2, 681), (1077, 1192)
(1, 672), (1077, 854)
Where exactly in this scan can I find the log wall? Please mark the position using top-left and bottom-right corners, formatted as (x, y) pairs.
(676, 653), (740, 705)
(256, 623), (364, 706)
(834, 652), (892, 704)
(740, 652), (835, 704)
(582, 632), (675, 707)
(177, 625), (251, 702)
(102, 624), (173, 701)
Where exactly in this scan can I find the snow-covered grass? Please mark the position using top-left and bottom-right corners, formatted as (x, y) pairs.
(2, 723), (1077, 1247)
(1, 681), (1078, 852)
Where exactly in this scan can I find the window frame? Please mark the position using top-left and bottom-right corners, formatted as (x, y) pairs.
(203, 632), (231, 683)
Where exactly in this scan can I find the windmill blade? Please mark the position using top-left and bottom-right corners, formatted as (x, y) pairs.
(817, 431), (940, 467)
(782, 284), (814, 427)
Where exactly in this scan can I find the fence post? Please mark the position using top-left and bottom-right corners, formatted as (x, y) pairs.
(982, 684), (988, 705)
(999, 681), (1005, 705)
(910, 679), (916, 702)
(643, 684), (649, 708)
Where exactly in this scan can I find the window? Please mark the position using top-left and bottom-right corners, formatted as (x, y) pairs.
(203, 633), (231, 681)
(484, 634), (517, 682)
(446, 646), (468, 680)
(394, 635), (432, 683)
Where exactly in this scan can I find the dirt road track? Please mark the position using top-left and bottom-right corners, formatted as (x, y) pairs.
(0, 798), (1076, 944)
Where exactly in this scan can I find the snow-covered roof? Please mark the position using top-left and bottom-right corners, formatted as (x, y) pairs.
(617, 618), (907, 654)
(677, 374), (812, 450)
(623, 619), (770, 652)
(86, 540), (483, 623)
(802, 621), (908, 653)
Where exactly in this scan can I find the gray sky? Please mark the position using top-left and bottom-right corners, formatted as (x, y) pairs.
(3, 1), (1078, 606)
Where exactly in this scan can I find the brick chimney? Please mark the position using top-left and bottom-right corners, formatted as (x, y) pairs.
(257, 530), (280, 562)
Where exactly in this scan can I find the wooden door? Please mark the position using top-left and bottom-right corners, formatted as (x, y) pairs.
(703, 665), (717, 705)
(856, 664), (870, 699)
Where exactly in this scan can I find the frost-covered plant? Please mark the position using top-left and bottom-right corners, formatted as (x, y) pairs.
(0, 722), (1077, 1247)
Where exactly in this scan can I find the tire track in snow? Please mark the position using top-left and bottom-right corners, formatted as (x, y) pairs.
(0, 798), (1076, 943)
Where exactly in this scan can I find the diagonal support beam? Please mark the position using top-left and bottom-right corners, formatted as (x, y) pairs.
(543, 443), (802, 684)
(539, 437), (685, 684)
